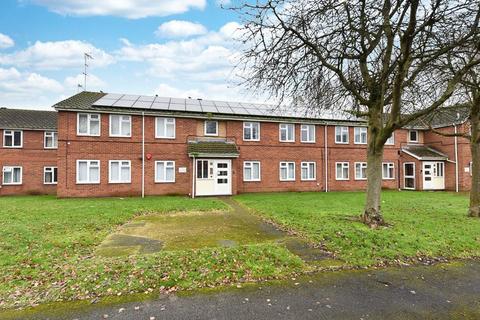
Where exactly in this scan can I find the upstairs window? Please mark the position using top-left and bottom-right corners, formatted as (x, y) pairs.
(156, 117), (175, 139)
(2, 166), (22, 185)
(382, 163), (395, 179)
(3, 130), (22, 148)
(44, 131), (58, 149)
(204, 120), (218, 136)
(243, 122), (260, 141)
(354, 127), (367, 144)
(77, 113), (100, 136)
(408, 130), (419, 143)
(279, 123), (295, 142)
(335, 126), (349, 144)
(300, 124), (315, 143)
(44, 167), (58, 184)
(385, 133), (395, 145)
(110, 115), (131, 137)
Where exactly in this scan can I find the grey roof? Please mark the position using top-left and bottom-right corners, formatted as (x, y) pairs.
(0, 108), (57, 130)
(53, 91), (365, 124)
(406, 105), (470, 129)
(401, 145), (448, 160)
(187, 140), (239, 157)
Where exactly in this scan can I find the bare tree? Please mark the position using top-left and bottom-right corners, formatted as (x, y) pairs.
(233, 0), (480, 227)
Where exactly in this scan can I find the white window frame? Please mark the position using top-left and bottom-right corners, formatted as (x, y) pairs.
(109, 115), (132, 137)
(43, 166), (58, 185)
(204, 120), (218, 136)
(108, 160), (131, 184)
(434, 162), (444, 177)
(336, 162), (350, 180)
(354, 127), (367, 144)
(279, 161), (295, 181)
(335, 126), (349, 144)
(155, 117), (176, 139)
(354, 162), (367, 180)
(408, 130), (419, 143)
(279, 123), (295, 142)
(385, 133), (395, 145)
(77, 113), (101, 136)
(76, 160), (100, 184)
(301, 162), (316, 181)
(300, 124), (316, 143)
(403, 162), (416, 190)
(2, 166), (22, 185)
(3, 130), (23, 148)
(243, 161), (261, 181)
(44, 131), (58, 149)
(382, 162), (395, 180)
(155, 161), (176, 183)
(243, 122), (260, 141)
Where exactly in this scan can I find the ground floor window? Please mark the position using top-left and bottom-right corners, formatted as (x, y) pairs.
(336, 162), (349, 180)
(44, 167), (57, 184)
(76, 160), (100, 184)
(301, 162), (316, 181)
(2, 166), (22, 185)
(280, 162), (295, 181)
(109, 160), (131, 183)
(244, 161), (261, 181)
(382, 163), (395, 180)
(404, 163), (415, 189)
(156, 161), (175, 183)
(355, 162), (367, 180)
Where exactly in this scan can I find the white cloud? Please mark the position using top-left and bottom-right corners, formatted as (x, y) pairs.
(0, 67), (63, 93)
(0, 33), (14, 49)
(64, 73), (106, 91)
(216, 0), (231, 7)
(29, 0), (207, 19)
(0, 40), (114, 70)
(155, 20), (207, 38)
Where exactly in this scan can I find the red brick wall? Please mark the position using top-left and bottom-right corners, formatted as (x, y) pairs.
(0, 129), (57, 195)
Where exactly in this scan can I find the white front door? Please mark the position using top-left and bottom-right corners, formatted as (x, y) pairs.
(195, 159), (232, 196)
(423, 162), (445, 190)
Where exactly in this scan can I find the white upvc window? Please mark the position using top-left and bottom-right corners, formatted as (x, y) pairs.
(196, 160), (210, 179)
(336, 162), (349, 180)
(155, 161), (175, 183)
(279, 123), (295, 142)
(76, 160), (100, 184)
(243, 161), (261, 181)
(243, 122), (260, 141)
(44, 131), (58, 149)
(300, 124), (315, 143)
(385, 133), (395, 145)
(44, 167), (57, 184)
(408, 130), (419, 143)
(156, 117), (176, 139)
(109, 115), (131, 137)
(2, 166), (22, 185)
(434, 162), (444, 177)
(382, 162), (395, 180)
(279, 161), (295, 181)
(355, 162), (367, 180)
(335, 126), (349, 144)
(109, 160), (131, 183)
(301, 162), (316, 181)
(354, 127), (367, 144)
(3, 130), (23, 148)
(77, 113), (100, 136)
(204, 120), (218, 136)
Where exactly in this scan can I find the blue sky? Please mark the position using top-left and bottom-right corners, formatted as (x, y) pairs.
(0, 0), (260, 110)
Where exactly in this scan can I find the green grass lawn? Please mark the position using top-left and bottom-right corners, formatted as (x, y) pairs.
(0, 196), (303, 309)
(235, 191), (480, 267)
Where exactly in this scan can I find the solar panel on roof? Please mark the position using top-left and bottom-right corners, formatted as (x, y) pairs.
(154, 96), (170, 103)
(230, 107), (249, 115)
(169, 103), (185, 111)
(150, 102), (170, 110)
(122, 94), (140, 100)
(113, 99), (136, 107)
(245, 108), (265, 116)
(132, 101), (153, 109)
(185, 104), (203, 112)
(93, 98), (118, 107)
(170, 98), (185, 105)
(199, 100), (214, 106)
(104, 93), (123, 99)
(186, 99), (201, 106)
(202, 105), (218, 113)
(214, 101), (229, 107)
(138, 95), (155, 102)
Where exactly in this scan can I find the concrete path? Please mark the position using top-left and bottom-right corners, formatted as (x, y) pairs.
(10, 261), (480, 320)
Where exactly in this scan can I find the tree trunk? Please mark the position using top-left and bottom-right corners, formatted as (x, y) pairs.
(468, 103), (480, 218)
(362, 127), (386, 227)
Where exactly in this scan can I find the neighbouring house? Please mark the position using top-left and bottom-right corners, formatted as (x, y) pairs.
(0, 92), (474, 197)
(0, 108), (58, 195)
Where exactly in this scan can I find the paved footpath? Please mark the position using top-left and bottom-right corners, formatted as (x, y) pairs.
(9, 261), (480, 320)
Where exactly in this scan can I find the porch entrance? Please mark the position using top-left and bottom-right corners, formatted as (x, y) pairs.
(195, 159), (232, 196)
(422, 161), (445, 190)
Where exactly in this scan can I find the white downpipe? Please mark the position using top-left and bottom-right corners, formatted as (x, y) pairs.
(142, 112), (145, 198)
(192, 156), (196, 199)
(324, 125), (328, 192)
(454, 124), (459, 193)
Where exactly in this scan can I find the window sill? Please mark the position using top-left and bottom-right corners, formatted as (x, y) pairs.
(2, 183), (22, 185)
(155, 181), (175, 184)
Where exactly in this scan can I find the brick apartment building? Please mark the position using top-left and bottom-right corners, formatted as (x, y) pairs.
(0, 91), (473, 197)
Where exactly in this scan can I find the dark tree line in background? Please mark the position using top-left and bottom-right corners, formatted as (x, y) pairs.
(233, 0), (480, 227)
